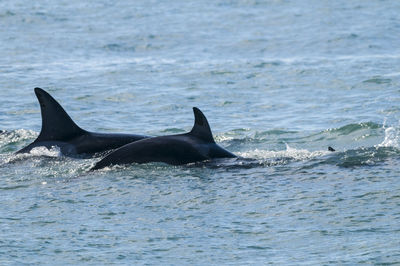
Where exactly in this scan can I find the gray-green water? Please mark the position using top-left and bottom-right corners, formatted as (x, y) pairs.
(1, 0), (400, 264)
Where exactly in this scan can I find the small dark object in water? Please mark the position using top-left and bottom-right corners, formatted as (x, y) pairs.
(328, 146), (335, 152)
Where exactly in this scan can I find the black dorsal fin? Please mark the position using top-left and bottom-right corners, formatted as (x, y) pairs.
(189, 107), (215, 143)
(34, 87), (85, 141)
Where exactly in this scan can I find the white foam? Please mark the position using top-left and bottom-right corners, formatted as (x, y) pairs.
(377, 126), (399, 148)
(29, 146), (62, 157)
(214, 135), (235, 142)
(238, 143), (330, 161)
(0, 145), (60, 165)
(0, 129), (37, 146)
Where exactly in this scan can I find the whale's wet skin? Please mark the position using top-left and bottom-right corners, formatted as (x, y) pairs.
(91, 107), (236, 170)
(1, 0), (400, 264)
(17, 88), (149, 157)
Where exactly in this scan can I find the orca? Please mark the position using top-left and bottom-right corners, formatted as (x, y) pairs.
(91, 107), (236, 170)
(17, 88), (149, 157)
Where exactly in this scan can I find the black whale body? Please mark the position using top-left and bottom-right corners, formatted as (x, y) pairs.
(91, 107), (236, 170)
(17, 88), (149, 157)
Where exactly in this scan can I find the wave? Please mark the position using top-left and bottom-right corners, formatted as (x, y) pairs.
(377, 126), (400, 149)
(315, 146), (400, 168)
(217, 122), (381, 141)
(216, 121), (400, 169)
(237, 144), (330, 161)
(0, 129), (63, 165)
(1, 121), (399, 170)
(325, 122), (381, 135)
(206, 146), (400, 171)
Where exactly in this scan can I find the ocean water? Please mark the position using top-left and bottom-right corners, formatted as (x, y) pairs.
(1, 0), (400, 264)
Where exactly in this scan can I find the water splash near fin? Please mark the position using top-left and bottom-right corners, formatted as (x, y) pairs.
(377, 126), (399, 148)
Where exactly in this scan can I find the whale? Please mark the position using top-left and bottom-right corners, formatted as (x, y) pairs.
(91, 107), (236, 170)
(17, 87), (149, 157)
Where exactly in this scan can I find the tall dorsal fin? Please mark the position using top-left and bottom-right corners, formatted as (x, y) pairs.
(34, 87), (86, 141)
(189, 107), (215, 143)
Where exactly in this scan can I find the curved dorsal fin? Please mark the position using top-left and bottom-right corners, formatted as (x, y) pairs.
(34, 87), (85, 141)
(189, 107), (215, 143)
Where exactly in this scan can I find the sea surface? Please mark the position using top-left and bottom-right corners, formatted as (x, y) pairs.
(1, 0), (400, 264)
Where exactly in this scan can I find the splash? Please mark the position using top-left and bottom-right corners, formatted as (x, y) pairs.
(214, 135), (235, 142)
(0, 145), (62, 166)
(237, 143), (330, 161)
(29, 146), (62, 157)
(377, 126), (399, 148)
(0, 129), (37, 147)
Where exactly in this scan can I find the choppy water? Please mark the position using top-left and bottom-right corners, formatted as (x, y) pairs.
(1, 0), (400, 264)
